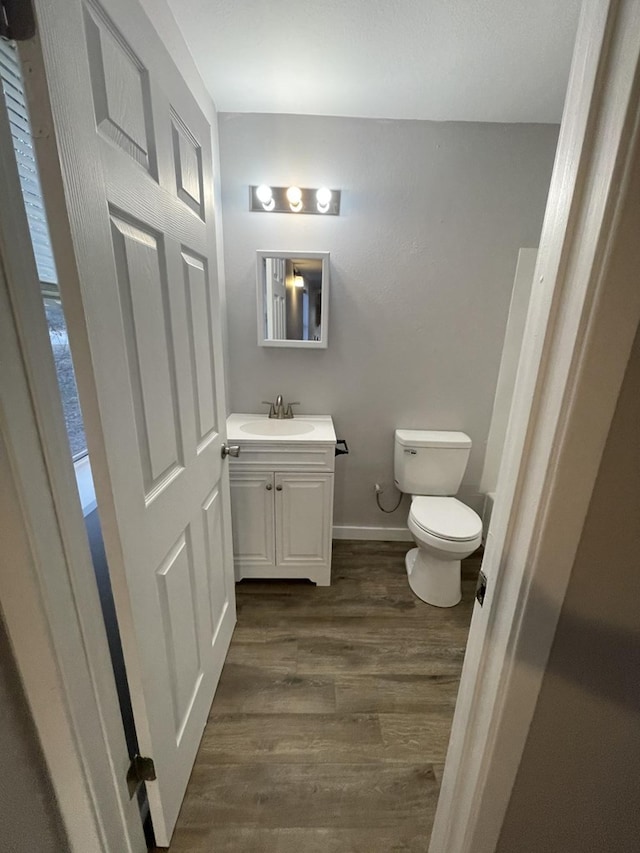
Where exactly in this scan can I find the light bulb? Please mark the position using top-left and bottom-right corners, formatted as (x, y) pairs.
(255, 184), (275, 211)
(316, 187), (332, 206)
(256, 184), (272, 203)
(294, 274), (305, 288)
(286, 185), (303, 212)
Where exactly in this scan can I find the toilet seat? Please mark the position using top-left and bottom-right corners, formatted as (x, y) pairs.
(410, 496), (482, 542)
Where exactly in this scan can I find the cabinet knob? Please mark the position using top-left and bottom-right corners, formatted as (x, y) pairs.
(276, 485), (283, 491)
(266, 483), (273, 490)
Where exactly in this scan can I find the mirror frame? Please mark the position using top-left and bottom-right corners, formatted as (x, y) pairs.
(256, 250), (330, 349)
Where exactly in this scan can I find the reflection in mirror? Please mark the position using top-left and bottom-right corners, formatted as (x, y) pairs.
(257, 251), (329, 348)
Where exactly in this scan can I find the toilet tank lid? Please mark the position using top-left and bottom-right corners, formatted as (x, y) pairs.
(395, 429), (472, 449)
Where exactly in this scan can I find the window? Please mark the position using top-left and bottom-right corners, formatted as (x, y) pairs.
(1, 40), (88, 460)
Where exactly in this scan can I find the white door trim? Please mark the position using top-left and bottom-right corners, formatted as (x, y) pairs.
(431, 1), (640, 850)
(0, 85), (144, 853)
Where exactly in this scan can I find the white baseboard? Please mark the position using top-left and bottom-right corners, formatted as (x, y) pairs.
(332, 525), (412, 542)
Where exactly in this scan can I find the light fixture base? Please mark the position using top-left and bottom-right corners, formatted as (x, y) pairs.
(249, 186), (341, 215)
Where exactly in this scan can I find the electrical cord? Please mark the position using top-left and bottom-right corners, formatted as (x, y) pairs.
(375, 486), (403, 513)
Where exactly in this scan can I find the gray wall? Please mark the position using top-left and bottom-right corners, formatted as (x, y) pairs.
(0, 615), (69, 853)
(219, 114), (558, 529)
(496, 323), (640, 853)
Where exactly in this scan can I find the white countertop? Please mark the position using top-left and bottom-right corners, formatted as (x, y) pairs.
(227, 413), (336, 444)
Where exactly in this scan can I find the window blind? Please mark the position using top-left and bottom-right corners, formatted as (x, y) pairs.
(0, 39), (57, 285)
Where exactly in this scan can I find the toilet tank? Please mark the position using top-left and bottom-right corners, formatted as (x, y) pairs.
(394, 430), (472, 495)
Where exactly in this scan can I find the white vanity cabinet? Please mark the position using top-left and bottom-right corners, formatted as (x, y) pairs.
(226, 414), (336, 586)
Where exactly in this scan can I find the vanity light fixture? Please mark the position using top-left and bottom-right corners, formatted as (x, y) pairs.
(249, 185), (341, 215)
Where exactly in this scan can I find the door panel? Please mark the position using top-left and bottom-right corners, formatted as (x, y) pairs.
(32, 0), (236, 844)
(110, 213), (182, 490)
(156, 531), (201, 741)
(202, 485), (229, 640)
(171, 110), (204, 218)
(84, 1), (154, 172)
(182, 251), (217, 447)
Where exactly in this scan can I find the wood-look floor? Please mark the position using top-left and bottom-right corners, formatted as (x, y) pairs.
(158, 540), (480, 852)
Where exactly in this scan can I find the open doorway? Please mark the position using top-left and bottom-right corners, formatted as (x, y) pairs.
(1, 1), (640, 852)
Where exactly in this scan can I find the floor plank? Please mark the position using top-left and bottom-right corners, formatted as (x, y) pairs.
(165, 825), (431, 852)
(334, 672), (461, 714)
(296, 633), (466, 675)
(210, 665), (337, 714)
(223, 638), (299, 673)
(378, 713), (453, 762)
(158, 540), (479, 851)
(174, 763), (438, 830)
(197, 712), (385, 765)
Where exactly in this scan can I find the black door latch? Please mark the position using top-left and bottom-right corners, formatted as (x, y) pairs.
(475, 570), (487, 606)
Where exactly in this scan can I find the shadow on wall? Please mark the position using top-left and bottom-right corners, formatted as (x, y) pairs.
(519, 582), (640, 716)
(84, 508), (137, 755)
(0, 615), (70, 852)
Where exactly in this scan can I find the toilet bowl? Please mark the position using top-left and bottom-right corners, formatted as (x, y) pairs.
(406, 496), (482, 606)
(394, 429), (483, 607)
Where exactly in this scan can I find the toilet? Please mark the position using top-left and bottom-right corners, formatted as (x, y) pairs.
(394, 429), (482, 607)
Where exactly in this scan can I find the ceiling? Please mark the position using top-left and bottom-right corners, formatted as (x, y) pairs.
(167, 0), (581, 123)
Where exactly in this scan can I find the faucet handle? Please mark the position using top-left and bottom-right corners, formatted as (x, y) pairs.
(285, 402), (300, 419)
(261, 400), (276, 418)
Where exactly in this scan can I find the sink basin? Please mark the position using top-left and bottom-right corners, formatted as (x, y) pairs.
(227, 413), (335, 444)
(239, 420), (315, 437)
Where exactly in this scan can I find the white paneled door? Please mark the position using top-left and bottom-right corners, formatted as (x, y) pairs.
(31, 0), (236, 844)
(265, 257), (287, 339)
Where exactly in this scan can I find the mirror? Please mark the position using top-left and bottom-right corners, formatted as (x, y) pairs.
(257, 251), (330, 348)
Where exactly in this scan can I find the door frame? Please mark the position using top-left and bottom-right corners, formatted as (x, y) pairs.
(1, 3), (639, 853)
(0, 81), (145, 853)
(430, 1), (640, 850)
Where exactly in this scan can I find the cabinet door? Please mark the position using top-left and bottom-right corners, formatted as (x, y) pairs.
(229, 472), (275, 572)
(275, 473), (334, 578)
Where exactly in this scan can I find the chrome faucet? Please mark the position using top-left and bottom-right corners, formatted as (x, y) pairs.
(262, 395), (299, 419)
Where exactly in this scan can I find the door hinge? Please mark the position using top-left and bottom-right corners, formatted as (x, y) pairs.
(126, 754), (156, 799)
(475, 570), (488, 606)
(1, 0), (36, 41)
